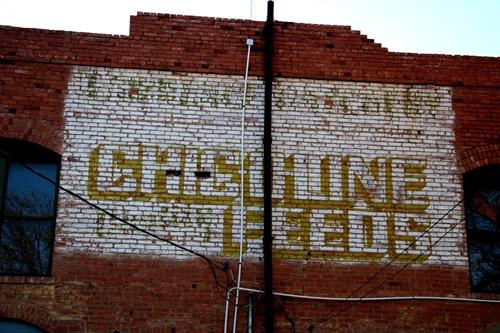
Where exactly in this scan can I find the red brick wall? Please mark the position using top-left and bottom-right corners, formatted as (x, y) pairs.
(0, 62), (69, 153)
(1, 12), (499, 333)
(2, 13), (499, 160)
(2, 253), (499, 332)
(2, 254), (499, 332)
(454, 87), (500, 172)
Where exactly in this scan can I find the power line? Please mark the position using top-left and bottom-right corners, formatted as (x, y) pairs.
(312, 214), (466, 330)
(331, 200), (463, 308)
(333, 216), (465, 317)
(226, 199), (469, 328)
(0, 147), (472, 314)
(0, 148), (235, 300)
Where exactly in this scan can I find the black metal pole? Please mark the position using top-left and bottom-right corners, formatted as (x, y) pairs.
(263, 1), (274, 332)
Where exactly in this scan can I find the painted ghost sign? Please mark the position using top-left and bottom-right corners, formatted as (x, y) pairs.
(60, 66), (463, 264)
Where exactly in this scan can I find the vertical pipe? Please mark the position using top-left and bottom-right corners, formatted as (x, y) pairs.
(233, 37), (254, 333)
(247, 293), (254, 333)
(263, 1), (274, 333)
(223, 288), (232, 333)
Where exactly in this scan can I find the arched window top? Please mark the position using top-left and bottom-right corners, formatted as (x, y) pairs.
(464, 164), (500, 293)
(0, 138), (60, 163)
(464, 163), (500, 190)
(0, 319), (47, 333)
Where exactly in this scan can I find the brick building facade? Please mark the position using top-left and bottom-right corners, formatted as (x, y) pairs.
(0, 9), (499, 333)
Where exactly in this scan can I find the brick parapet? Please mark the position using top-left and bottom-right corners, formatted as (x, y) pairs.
(1, 13), (499, 86)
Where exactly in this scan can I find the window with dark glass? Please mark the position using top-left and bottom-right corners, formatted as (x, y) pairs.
(0, 138), (60, 276)
(464, 164), (500, 293)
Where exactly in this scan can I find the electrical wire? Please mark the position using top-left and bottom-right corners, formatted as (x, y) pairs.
(222, 284), (500, 333)
(223, 213), (488, 331)
(226, 285), (500, 303)
(313, 215), (468, 329)
(2, 147), (486, 326)
(223, 200), (475, 331)
(0, 148), (235, 301)
(329, 200), (463, 309)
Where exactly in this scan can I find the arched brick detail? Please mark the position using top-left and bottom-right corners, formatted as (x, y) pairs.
(0, 117), (63, 154)
(457, 143), (500, 173)
(0, 302), (85, 333)
(0, 302), (54, 332)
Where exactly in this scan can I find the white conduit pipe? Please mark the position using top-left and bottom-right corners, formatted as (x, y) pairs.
(223, 288), (232, 333)
(223, 286), (500, 332)
(230, 38), (254, 333)
(228, 286), (500, 308)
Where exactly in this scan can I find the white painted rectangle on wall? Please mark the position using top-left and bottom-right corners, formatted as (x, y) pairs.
(59, 66), (464, 265)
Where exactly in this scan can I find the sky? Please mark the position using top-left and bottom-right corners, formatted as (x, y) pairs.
(0, 0), (499, 57)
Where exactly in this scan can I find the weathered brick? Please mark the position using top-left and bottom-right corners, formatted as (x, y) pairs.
(0, 12), (499, 333)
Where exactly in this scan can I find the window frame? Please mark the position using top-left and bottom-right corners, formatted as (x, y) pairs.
(0, 139), (60, 277)
(463, 164), (500, 293)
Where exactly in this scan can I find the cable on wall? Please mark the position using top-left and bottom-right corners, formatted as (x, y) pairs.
(331, 199), (464, 310)
(271, 207), (486, 332)
(1, 148), (481, 318)
(0, 148), (234, 301)
(221, 199), (494, 332)
(310, 215), (468, 331)
(3, 148), (491, 332)
(231, 37), (254, 333)
(226, 286), (500, 304)
(226, 210), (500, 332)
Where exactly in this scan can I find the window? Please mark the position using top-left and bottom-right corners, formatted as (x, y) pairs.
(464, 164), (500, 293)
(0, 138), (60, 276)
